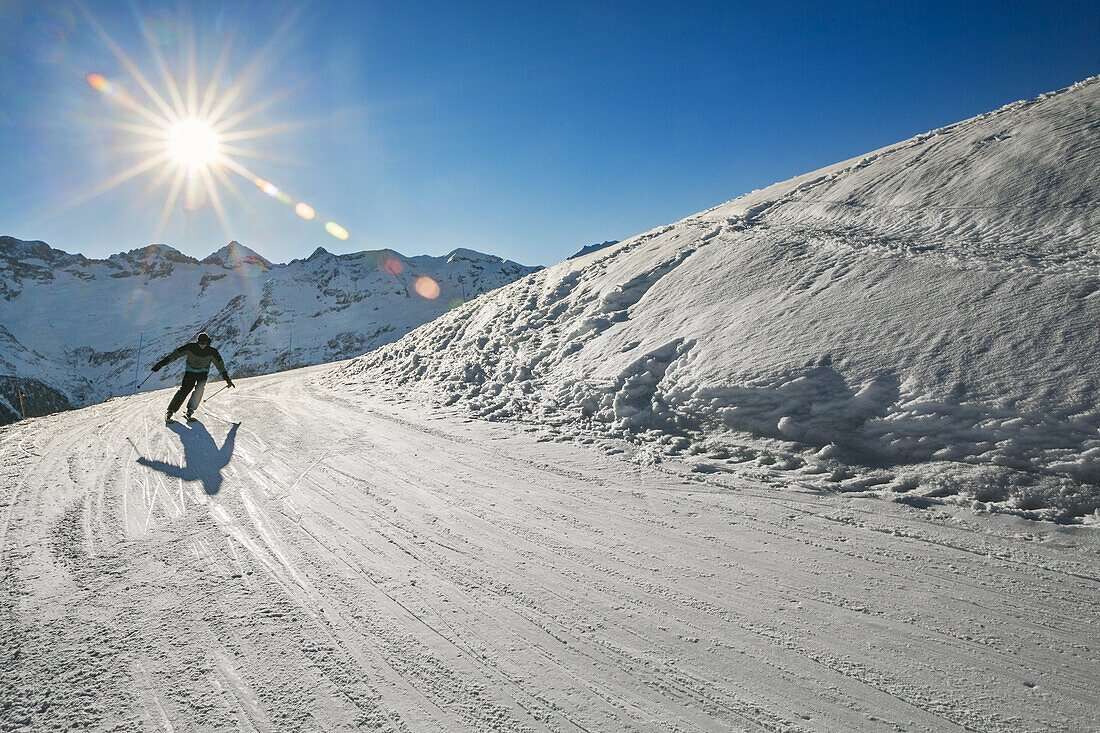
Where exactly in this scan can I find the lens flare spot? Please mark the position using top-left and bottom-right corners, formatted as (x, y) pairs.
(294, 202), (315, 220)
(381, 255), (403, 276)
(255, 178), (278, 196)
(414, 276), (441, 300)
(120, 287), (157, 322)
(448, 298), (464, 310)
(325, 222), (349, 240)
(86, 72), (111, 93)
(169, 119), (219, 169)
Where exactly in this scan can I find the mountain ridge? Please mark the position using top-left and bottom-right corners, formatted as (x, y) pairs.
(0, 236), (541, 423)
(1, 235), (529, 273)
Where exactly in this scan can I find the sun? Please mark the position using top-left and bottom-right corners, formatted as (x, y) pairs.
(74, 10), (350, 243)
(169, 119), (220, 170)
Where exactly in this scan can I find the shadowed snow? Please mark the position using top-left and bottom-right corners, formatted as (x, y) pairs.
(137, 421), (240, 495)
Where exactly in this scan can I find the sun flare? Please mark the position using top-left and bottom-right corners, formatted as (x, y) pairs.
(169, 119), (220, 169)
(77, 10), (349, 243)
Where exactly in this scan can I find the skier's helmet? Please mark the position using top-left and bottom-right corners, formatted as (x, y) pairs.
(197, 331), (211, 345)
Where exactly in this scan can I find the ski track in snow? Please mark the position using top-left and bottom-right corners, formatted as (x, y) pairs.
(2, 366), (1098, 731)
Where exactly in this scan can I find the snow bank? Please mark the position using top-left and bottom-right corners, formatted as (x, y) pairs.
(332, 76), (1100, 522)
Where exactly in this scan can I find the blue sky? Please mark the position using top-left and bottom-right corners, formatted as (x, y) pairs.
(0, 1), (1097, 266)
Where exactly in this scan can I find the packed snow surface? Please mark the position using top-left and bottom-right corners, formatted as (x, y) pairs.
(334, 76), (1100, 522)
(1, 366), (1098, 730)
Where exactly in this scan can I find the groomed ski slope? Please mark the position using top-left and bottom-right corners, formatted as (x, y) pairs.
(2, 366), (1098, 731)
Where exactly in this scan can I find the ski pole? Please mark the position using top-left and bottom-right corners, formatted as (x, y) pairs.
(135, 372), (155, 390)
(203, 385), (230, 403)
(132, 331), (143, 394)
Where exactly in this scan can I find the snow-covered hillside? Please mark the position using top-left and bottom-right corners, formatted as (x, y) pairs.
(2, 366), (1097, 731)
(0, 238), (538, 423)
(333, 76), (1100, 523)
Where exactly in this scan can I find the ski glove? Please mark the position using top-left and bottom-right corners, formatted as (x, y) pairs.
(151, 364), (161, 372)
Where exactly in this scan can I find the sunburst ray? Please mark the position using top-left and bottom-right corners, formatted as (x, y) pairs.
(185, 29), (199, 118)
(83, 117), (170, 139)
(57, 150), (173, 217)
(218, 121), (315, 143)
(140, 159), (179, 203)
(198, 40), (233, 121)
(154, 168), (188, 239)
(68, 6), (350, 245)
(199, 165), (231, 240)
(210, 85), (298, 134)
(214, 155), (261, 183)
(210, 165), (257, 218)
(217, 144), (278, 161)
(83, 10), (180, 125)
(145, 30), (187, 120)
(112, 140), (175, 155)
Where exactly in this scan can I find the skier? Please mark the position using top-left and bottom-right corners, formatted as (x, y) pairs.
(151, 331), (234, 424)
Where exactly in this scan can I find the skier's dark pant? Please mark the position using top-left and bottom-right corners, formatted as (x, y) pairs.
(168, 370), (208, 415)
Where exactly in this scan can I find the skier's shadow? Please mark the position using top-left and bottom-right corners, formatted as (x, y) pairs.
(138, 421), (240, 495)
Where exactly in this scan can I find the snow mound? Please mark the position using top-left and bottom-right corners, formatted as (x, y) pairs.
(332, 76), (1100, 522)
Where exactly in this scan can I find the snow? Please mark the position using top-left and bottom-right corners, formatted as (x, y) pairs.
(3, 77), (1100, 730)
(1, 366), (1098, 730)
(334, 75), (1100, 523)
(0, 239), (539, 421)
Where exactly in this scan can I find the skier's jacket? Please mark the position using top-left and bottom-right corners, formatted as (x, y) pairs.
(154, 342), (230, 380)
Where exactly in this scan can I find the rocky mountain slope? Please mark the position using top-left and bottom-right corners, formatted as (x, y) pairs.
(0, 238), (539, 423)
(332, 76), (1100, 522)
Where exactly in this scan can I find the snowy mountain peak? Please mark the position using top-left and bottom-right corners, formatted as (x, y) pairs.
(202, 241), (272, 270)
(114, 243), (193, 262)
(1, 235), (62, 262)
(0, 237), (87, 273)
(446, 248), (502, 264)
(104, 244), (199, 278)
(568, 241), (621, 260)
